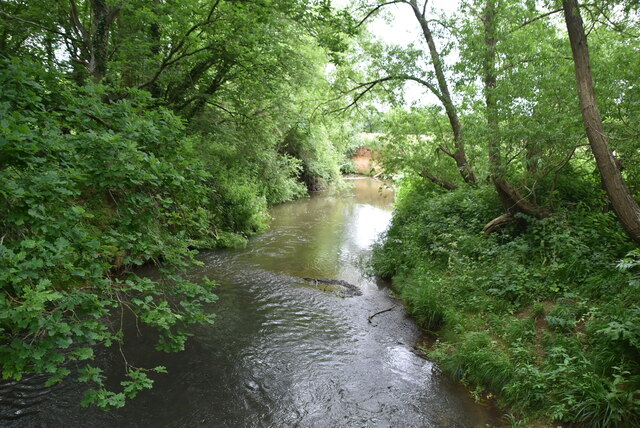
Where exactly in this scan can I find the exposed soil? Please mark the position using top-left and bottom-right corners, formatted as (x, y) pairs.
(352, 146), (382, 175)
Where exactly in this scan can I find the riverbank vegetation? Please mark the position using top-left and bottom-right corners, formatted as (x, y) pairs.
(0, 0), (360, 408)
(2, 0), (639, 424)
(362, 0), (640, 425)
(373, 183), (638, 426)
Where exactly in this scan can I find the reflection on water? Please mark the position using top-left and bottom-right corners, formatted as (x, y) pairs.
(240, 178), (394, 286)
(349, 204), (392, 249)
(5, 177), (502, 427)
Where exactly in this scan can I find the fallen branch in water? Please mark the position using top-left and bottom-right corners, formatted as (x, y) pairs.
(368, 305), (397, 323)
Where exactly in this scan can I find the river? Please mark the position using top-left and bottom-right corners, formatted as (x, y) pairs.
(2, 177), (501, 427)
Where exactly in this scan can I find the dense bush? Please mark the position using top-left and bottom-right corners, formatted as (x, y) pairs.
(0, 0), (359, 411)
(279, 121), (360, 191)
(0, 55), (347, 409)
(195, 132), (305, 236)
(0, 58), (224, 406)
(372, 177), (640, 426)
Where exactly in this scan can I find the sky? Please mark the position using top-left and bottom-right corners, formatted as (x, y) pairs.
(366, 0), (460, 46)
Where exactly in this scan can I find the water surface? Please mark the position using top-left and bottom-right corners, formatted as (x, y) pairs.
(3, 177), (501, 427)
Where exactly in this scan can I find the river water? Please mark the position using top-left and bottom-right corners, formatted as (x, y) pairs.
(3, 177), (501, 427)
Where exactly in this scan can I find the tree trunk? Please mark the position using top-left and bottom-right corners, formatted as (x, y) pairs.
(563, 0), (640, 244)
(179, 60), (233, 119)
(148, 0), (162, 97)
(482, 213), (516, 234)
(85, 0), (122, 82)
(408, 0), (476, 184)
(89, 0), (109, 81)
(166, 58), (217, 105)
(483, 0), (500, 179)
(420, 171), (458, 191)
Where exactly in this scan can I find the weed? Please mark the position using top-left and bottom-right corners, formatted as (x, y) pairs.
(371, 179), (640, 426)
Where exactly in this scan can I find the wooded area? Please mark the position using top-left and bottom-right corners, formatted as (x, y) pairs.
(365, 1), (640, 425)
(1, 0), (639, 425)
(0, 0), (361, 409)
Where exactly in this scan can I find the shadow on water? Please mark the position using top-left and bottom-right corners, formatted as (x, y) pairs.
(3, 177), (504, 427)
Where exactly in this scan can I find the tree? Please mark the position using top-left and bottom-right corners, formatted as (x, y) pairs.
(563, 0), (640, 244)
(349, 0), (477, 186)
(406, 0), (477, 184)
(0, 0), (359, 408)
(480, 0), (549, 226)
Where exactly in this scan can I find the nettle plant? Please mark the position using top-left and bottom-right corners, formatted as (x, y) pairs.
(0, 59), (217, 408)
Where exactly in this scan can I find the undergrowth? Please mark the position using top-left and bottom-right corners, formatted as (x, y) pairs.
(372, 178), (640, 427)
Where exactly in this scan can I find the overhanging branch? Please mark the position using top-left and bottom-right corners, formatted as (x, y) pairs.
(507, 8), (563, 34)
(356, 1), (407, 29)
(330, 74), (443, 113)
(0, 9), (79, 43)
(137, 0), (222, 90)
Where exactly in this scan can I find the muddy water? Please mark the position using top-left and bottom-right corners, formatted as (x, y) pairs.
(4, 177), (501, 427)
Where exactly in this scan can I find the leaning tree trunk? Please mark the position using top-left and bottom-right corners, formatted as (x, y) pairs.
(563, 0), (640, 244)
(409, 0), (477, 184)
(482, 0), (547, 224)
(420, 171), (458, 191)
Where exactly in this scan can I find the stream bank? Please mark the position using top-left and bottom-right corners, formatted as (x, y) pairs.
(4, 178), (502, 427)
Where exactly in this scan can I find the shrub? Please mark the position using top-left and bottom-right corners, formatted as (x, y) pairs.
(372, 178), (640, 425)
(0, 58), (218, 407)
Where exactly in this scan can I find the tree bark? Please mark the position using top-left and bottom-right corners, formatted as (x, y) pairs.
(89, 0), (109, 81)
(563, 0), (640, 244)
(148, 0), (162, 97)
(482, 213), (516, 234)
(408, 0), (477, 184)
(175, 58), (234, 118)
(181, 66), (232, 119)
(483, 0), (500, 178)
(166, 58), (218, 105)
(78, 0), (122, 82)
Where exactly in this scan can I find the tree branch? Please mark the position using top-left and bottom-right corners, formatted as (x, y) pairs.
(0, 9), (79, 42)
(356, 1), (407, 29)
(368, 305), (397, 323)
(68, 0), (90, 45)
(437, 144), (453, 157)
(106, 0), (128, 26)
(507, 8), (563, 34)
(589, 3), (640, 39)
(331, 81), (379, 113)
(500, 55), (573, 72)
(205, 101), (252, 120)
(137, 0), (222, 90)
(420, 171), (457, 190)
(330, 74), (443, 114)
